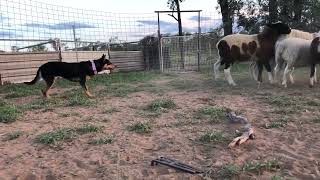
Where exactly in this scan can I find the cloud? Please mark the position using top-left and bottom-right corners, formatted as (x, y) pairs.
(0, 14), (9, 22)
(189, 16), (212, 21)
(137, 20), (173, 26)
(23, 21), (96, 30)
(0, 31), (22, 38)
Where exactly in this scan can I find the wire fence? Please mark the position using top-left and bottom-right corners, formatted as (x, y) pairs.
(0, 0), (222, 71)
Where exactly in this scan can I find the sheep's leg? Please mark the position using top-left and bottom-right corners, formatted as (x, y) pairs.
(264, 62), (274, 84)
(314, 66), (317, 83)
(250, 62), (258, 81)
(257, 62), (264, 84)
(274, 63), (280, 83)
(282, 64), (291, 88)
(310, 64), (316, 88)
(274, 53), (281, 83)
(214, 58), (222, 80)
(289, 67), (295, 84)
(224, 63), (236, 86)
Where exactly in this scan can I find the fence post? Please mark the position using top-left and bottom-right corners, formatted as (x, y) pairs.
(56, 38), (62, 62)
(107, 43), (111, 59)
(0, 74), (2, 85)
(197, 11), (201, 72)
(72, 25), (79, 62)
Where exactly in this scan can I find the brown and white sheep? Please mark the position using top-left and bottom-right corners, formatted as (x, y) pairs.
(214, 22), (291, 86)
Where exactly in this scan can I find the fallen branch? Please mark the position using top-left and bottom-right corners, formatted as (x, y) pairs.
(226, 112), (255, 148)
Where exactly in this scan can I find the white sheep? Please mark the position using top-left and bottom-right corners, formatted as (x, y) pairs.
(273, 29), (320, 85)
(274, 37), (320, 87)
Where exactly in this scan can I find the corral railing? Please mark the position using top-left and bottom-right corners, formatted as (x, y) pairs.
(0, 51), (144, 85)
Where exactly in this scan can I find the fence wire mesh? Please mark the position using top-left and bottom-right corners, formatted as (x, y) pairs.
(0, 0), (222, 71)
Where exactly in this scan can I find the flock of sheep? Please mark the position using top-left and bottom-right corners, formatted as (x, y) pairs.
(214, 22), (320, 88)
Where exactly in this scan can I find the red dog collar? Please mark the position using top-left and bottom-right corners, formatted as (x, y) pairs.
(90, 60), (97, 75)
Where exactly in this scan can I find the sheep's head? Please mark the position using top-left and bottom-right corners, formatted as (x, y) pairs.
(311, 37), (320, 59)
(264, 22), (291, 36)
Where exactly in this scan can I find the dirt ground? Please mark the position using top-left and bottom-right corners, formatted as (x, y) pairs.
(0, 69), (320, 180)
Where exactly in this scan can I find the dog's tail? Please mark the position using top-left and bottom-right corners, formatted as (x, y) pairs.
(24, 69), (41, 85)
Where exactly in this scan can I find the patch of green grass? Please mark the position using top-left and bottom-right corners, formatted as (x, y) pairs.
(242, 160), (280, 174)
(0, 101), (20, 123)
(57, 112), (81, 118)
(194, 106), (228, 123)
(75, 124), (101, 134)
(66, 92), (96, 107)
(218, 164), (240, 179)
(103, 83), (141, 97)
(136, 111), (162, 118)
(312, 118), (320, 123)
(264, 118), (288, 129)
(3, 131), (23, 141)
(21, 98), (64, 111)
(103, 107), (121, 114)
(89, 71), (161, 86)
(35, 124), (101, 145)
(88, 136), (114, 145)
(35, 128), (76, 145)
(145, 99), (176, 112)
(271, 175), (283, 180)
(306, 100), (320, 106)
(168, 79), (198, 90)
(0, 83), (43, 98)
(263, 96), (296, 107)
(199, 132), (226, 143)
(127, 122), (152, 134)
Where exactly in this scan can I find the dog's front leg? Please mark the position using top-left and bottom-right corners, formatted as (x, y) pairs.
(80, 77), (94, 98)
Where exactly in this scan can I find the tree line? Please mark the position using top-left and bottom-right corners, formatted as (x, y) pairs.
(218, 0), (320, 35)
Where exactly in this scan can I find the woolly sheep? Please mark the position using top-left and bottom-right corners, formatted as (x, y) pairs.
(274, 37), (320, 87)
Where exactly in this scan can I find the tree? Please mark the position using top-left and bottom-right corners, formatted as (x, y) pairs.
(217, 0), (243, 35)
(167, 0), (185, 69)
(268, 0), (278, 22)
(167, 0), (184, 36)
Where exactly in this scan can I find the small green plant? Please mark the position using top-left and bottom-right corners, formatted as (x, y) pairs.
(271, 175), (283, 180)
(145, 99), (176, 112)
(0, 101), (20, 123)
(264, 118), (288, 129)
(75, 124), (101, 134)
(3, 131), (23, 141)
(218, 164), (240, 179)
(199, 132), (226, 143)
(127, 122), (152, 134)
(195, 106), (228, 123)
(88, 136), (114, 145)
(242, 160), (280, 174)
(103, 107), (121, 114)
(35, 124), (101, 145)
(312, 118), (320, 123)
(136, 111), (162, 118)
(35, 128), (76, 144)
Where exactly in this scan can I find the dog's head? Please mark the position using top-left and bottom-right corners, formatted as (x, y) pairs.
(97, 54), (117, 74)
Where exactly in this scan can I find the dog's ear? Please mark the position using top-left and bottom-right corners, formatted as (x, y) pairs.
(102, 54), (106, 59)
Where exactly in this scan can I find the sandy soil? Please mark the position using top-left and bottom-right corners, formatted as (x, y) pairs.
(0, 72), (319, 180)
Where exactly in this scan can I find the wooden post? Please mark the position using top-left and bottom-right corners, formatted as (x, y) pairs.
(0, 73), (2, 85)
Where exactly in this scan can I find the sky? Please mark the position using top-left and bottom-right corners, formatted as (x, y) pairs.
(0, 0), (221, 51)
(38, 0), (218, 13)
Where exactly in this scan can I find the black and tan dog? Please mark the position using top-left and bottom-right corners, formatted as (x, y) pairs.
(24, 54), (116, 98)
